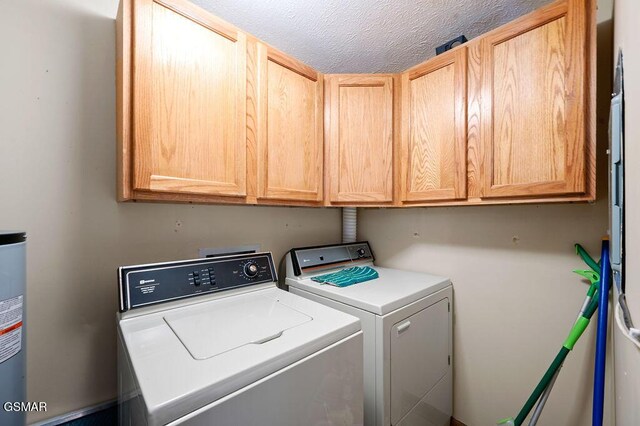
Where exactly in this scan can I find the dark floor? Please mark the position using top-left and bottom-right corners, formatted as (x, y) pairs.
(59, 405), (116, 426)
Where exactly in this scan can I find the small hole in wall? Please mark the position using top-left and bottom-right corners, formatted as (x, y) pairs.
(512, 235), (520, 244)
(413, 232), (420, 238)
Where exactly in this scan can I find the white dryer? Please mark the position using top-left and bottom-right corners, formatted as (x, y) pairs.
(117, 252), (364, 426)
(285, 242), (452, 426)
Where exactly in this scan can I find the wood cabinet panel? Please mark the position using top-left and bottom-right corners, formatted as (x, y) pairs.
(117, 0), (594, 208)
(466, 40), (483, 200)
(492, 17), (566, 187)
(256, 44), (323, 202)
(480, 0), (592, 199)
(400, 48), (467, 202)
(116, 0), (132, 201)
(326, 75), (395, 204)
(132, 0), (247, 197)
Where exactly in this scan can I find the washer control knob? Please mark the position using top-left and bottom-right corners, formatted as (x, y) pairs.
(244, 262), (259, 278)
(357, 248), (366, 257)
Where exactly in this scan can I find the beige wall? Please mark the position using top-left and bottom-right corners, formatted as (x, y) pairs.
(360, 204), (613, 425)
(0, 0), (620, 425)
(612, 0), (640, 424)
(359, 1), (615, 424)
(0, 0), (341, 422)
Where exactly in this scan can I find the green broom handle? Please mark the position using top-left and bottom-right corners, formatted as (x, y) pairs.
(513, 297), (599, 425)
(575, 244), (600, 273)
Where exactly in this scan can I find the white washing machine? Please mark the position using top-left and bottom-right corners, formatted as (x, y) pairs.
(285, 242), (452, 426)
(117, 252), (364, 426)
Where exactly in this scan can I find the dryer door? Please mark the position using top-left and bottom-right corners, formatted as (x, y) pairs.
(390, 298), (450, 425)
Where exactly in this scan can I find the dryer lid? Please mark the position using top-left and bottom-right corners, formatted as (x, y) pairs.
(164, 296), (312, 359)
(287, 267), (450, 315)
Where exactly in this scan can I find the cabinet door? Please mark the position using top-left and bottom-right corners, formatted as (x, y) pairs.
(326, 75), (394, 204)
(132, 0), (247, 196)
(400, 48), (467, 202)
(480, 1), (589, 198)
(256, 44), (323, 202)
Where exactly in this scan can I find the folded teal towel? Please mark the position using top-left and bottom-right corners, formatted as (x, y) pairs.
(311, 266), (379, 287)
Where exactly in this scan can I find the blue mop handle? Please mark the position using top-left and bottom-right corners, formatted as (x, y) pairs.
(592, 239), (610, 426)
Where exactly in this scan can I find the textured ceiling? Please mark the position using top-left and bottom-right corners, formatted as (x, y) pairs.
(192, 0), (553, 73)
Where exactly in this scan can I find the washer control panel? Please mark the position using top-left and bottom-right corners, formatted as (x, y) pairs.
(118, 253), (276, 312)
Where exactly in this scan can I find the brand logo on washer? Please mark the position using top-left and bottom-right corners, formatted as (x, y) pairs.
(139, 279), (155, 284)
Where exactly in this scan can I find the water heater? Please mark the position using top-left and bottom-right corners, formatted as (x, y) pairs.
(0, 232), (26, 426)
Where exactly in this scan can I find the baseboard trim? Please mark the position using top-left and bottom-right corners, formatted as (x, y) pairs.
(451, 417), (468, 426)
(30, 399), (116, 426)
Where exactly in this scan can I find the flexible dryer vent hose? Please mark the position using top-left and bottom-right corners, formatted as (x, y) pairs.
(342, 208), (357, 243)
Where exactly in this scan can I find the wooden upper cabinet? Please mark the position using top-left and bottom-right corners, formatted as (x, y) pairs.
(117, 0), (594, 207)
(131, 0), (247, 197)
(254, 43), (323, 202)
(325, 75), (395, 204)
(400, 48), (467, 203)
(478, 0), (594, 199)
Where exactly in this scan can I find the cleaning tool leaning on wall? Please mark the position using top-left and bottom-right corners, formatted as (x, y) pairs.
(498, 240), (610, 426)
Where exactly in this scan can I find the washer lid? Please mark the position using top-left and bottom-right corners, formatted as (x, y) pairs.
(165, 296), (312, 360)
(287, 267), (450, 315)
(118, 287), (360, 426)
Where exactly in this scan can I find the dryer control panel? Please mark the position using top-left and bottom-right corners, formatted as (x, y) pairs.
(289, 241), (374, 276)
(118, 253), (277, 312)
